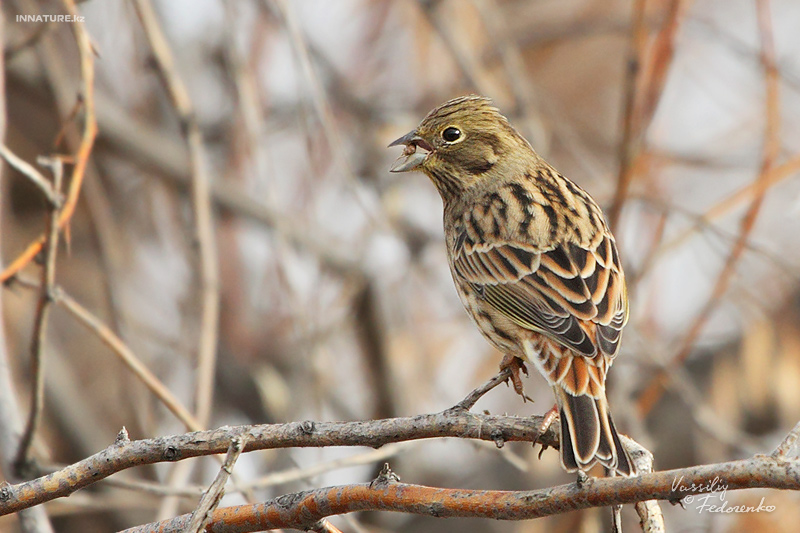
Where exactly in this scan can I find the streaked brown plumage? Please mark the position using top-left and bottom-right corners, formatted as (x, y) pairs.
(389, 95), (636, 476)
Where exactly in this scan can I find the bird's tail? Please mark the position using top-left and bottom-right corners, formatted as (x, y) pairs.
(554, 386), (636, 476)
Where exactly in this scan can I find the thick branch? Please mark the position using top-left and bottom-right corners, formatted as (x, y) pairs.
(124, 454), (800, 532)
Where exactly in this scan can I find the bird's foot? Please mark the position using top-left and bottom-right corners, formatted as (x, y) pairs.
(499, 354), (530, 401)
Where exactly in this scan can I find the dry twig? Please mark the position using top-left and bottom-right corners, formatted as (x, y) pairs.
(13, 156), (64, 475)
(637, 0), (782, 416)
(184, 436), (247, 533)
(0, 0), (97, 283)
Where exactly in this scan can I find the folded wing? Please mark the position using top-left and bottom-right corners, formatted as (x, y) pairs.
(453, 233), (627, 361)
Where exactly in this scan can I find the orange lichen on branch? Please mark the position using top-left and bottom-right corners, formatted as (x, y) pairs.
(0, 0), (97, 283)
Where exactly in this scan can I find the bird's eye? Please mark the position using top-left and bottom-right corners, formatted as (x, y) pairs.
(442, 127), (462, 142)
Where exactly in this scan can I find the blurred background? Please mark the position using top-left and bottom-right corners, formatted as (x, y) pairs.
(2, 0), (800, 531)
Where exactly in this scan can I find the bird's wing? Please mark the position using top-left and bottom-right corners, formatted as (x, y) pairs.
(453, 233), (627, 359)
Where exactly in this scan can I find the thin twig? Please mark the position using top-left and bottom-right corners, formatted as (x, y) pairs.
(14, 157), (64, 475)
(608, 0), (647, 231)
(455, 367), (513, 411)
(243, 442), (413, 491)
(12, 275), (202, 432)
(131, 0), (220, 431)
(131, 0), (221, 517)
(611, 502), (622, 533)
(651, 152), (800, 258)
(621, 435), (665, 533)
(609, 0), (688, 230)
(308, 519), (344, 533)
(185, 435), (247, 533)
(0, 0), (97, 283)
(637, 0), (782, 416)
(772, 420), (800, 459)
(0, 145), (59, 205)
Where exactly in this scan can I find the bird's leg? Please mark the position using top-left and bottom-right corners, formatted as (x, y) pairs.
(533, 403), (558, 451)
(499, 354), (529, 399)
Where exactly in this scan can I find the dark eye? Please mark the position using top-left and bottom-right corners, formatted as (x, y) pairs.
(442, 127), (462, 142)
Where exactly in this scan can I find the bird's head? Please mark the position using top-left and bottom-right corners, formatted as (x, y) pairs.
(388, 95), (532, 198)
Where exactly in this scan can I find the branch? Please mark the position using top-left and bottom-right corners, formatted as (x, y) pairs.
(0, 0), (97, 283)
(14, 156), (64, 475)
(132, 0), (220, 431)
(184, 436), (246, 533)
(0, 408), (557, 516)
(0, 145), (60, 206)
(10, 277), (202, 432)
(123, 454), (800, 532)
(637, 0), (783, 416)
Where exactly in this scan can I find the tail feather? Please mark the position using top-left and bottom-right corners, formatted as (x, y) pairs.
(555, 386), (636, 476)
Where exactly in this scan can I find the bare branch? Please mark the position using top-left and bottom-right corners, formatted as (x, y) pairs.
(455, 367), (512, 411)
(637, 0), (783, 416)
(0, 409), (558, 516)
(772, 420), (800, 459)
(14, 156), (64, 475)
(12, 276), (202, 432)
(0, 146), (59, 206)
(0, 0), (97, 283)
(185, 436), (247, 533)
(131, 0), (220, 431)
(122, 453), (800, 532)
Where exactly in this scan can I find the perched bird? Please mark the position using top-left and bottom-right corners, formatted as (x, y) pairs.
(389, 95), (636, 476)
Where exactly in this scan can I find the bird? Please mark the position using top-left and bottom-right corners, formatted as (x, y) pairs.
(388, 95), (636, 476)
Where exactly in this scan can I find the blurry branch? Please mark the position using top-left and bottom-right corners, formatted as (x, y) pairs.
(132, 0), (220, 431)
(125, 448), (798, 533)
(6, 56), (363, 277)
(416, 0), (492, 95)
(773, 420), (800, 458)
(0, 408), (559, 515)
(652, 151), (800, 258)
(0, 0), (96, 283)
(469, 0), (546, 149)
(353, 283), (396, 419)
(12, 276), (203, 432)
(268, 0), (388, 237)
(0, 9), (56, 533)
(631, 190), (800, 285)
(2, 20), (55, 61)
(185, 436), (246, 533)
(495, 12), (656, 52)
(609, 0), (688, 229)
(610, 0), (646, 231)
(244, 442), (413, 491)
(14, 157), (64, 476)
(0, 145), (60, 205)
(416, 0), (549, 147)
(269, 0), (349, 178)
(637, 0), (782, 416)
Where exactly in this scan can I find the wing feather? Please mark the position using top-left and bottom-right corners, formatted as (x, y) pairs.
(454, 232), (627, 359)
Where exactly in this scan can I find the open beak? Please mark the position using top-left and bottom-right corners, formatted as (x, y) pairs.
(388, 130), (431, 173)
